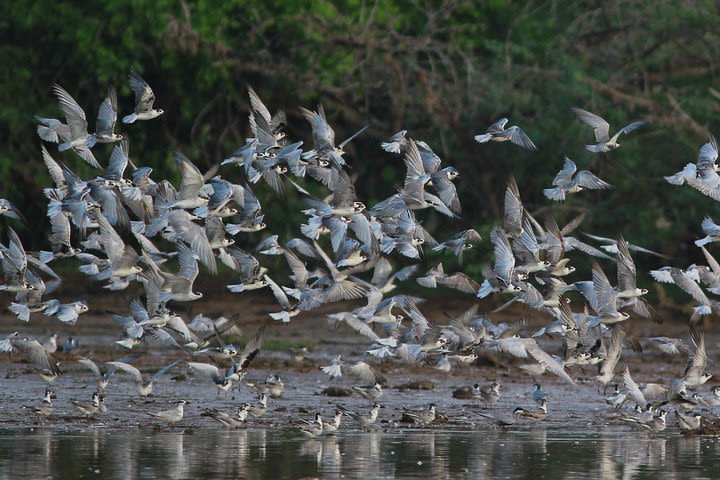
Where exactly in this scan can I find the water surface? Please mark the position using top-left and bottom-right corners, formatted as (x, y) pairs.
(0, 427), (718, 479)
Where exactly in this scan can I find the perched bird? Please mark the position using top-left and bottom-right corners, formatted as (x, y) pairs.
(514, 399), (548, 422)
(299, 413), (324, 437)
(477, 410), (518, 428)
(403, 404), (437, 426)
(571, 107), (645, 152)
(473, 382), (502, 407)
(675, 410), (702, 431)
(338, 403), (381, 430)
(322, 411), (343, 434)
(72, 392), (106, 419)
(531, 383), (547, 406)
(147, 400), (187, 426)
(123, 69), (164, 124)
(24, 388), (56, 418)
(203, 403), (251, 429)
(474, 118), (537, 150)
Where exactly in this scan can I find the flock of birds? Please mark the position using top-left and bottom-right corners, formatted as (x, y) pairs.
(1, 67), (720, 436)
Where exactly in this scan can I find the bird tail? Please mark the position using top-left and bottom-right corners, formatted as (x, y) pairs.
(86, 134), (97, 148)
(39, 251), (55, 264)
(584, 144), (606, 153)
(227, 284), (246, 293)
(474, 134), (492, 144)
(122, 113), (137, 124)
(58, 142), (72, 152)
(695, 237), (711, 247)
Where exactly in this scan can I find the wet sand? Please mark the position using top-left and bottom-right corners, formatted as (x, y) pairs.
(1, 291), (717, 433)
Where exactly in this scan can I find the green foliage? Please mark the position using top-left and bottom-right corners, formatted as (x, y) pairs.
(0, 0), (718, 277)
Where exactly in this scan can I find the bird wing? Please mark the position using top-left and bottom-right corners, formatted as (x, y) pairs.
(96, 86), (118, 136)
(552, 156), (577, 187)
(574, 171), (613, 190)
(622, 367), (648, 406)
(14, 338), (61, 375)
(506, 125), (537, 150)
(52, 84), (88, 139)
(128, 69), (156, 112)
(106, 361), (143, 383)
(616, 236), (637, 291)
(571, 107), (610, 142)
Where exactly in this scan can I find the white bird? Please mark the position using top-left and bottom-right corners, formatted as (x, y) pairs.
(147, 400), (187, 426)
(123, 69), (164, 123)
(571, 107), (645, 152)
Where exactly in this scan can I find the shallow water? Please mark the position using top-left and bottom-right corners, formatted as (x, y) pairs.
(1, 427), (719, 479)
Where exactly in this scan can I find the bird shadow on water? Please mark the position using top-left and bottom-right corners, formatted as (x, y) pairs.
(0, 427), (716, 479)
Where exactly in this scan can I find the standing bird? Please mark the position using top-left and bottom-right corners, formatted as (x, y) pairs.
(531, 383), (547, 406)
(72, 392), (106, 419)
(571, 107), (645, 152)
(122, 69), (164, 124)
(147, 400), (187, 426)
(403, 404), (437, 426)
(338, 403), (381, 430)
(543, 157), (612, 201)
(474, 118), (537, 150)
(675, 410), (702, 431)
(24, 388), (56, 418)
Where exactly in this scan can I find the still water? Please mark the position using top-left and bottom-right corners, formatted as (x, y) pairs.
(0, 427), (719, 479)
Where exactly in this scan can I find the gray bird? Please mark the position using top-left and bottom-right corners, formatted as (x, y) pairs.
(338, 403), (381, 429)
(72, 392), (106, 419)
(0, 199), (25, 222)
(50, 84), (100, 168)
(123, 69), (164, 123)
(544, 156), (612, 201)
(106, 359), (183, 397)
(571, 107), (644, 152)
(0, 335), (61, 376)
(531, 383), (547, 406)
(474, 118), (537, 150)
(675, 410), (702, 431)
(403, 404), (437, 426)
(147, 400), (187, 426)
(87, 86), (123, 147)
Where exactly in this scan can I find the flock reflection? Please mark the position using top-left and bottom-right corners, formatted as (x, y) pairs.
(0, 427), (718, 479)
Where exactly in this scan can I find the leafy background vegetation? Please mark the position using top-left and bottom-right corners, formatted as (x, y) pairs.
(1, 0), (718, 284)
